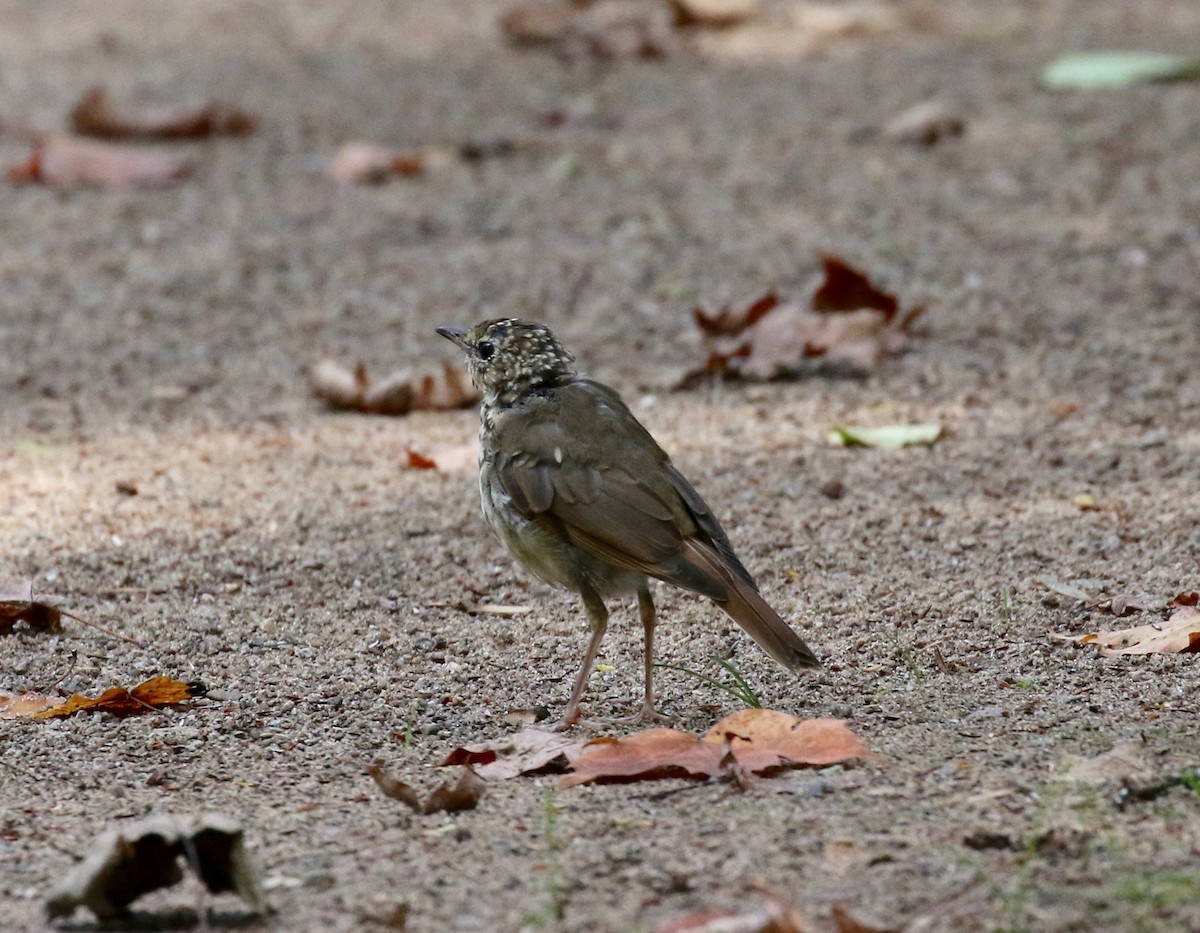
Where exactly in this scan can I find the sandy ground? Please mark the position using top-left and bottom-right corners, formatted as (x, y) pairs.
(3, 1), (1200, 930)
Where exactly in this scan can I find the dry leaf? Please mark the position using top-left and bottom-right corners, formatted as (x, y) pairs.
(70, 85), (256, 140)
(696, 0), (902, 63)
(310, 359), (478, 415)
(560, 711), (866, 788)
(1096, 593), (1162, 616)
(45, 813), (268, 921)
(701, 710), (868, 772)
(501, 0), (679, 62)
(422, 766), (486, 814)
(442, 728), (581, 780)
(1169, 591), (1198, 608)
(33, 676), (203, 720)
(8, 134), (194, 189)
(406, 449), (438, 470)
(812, 255), (898, 317)
(655, 889), (812, 933)
(0, 580), (63, 634)
(681, 255), (922, 386)
(830, 903), (897, 933)
(668, 0), (759, 29)
(328, 142), (428, 184)
(880, 99), (965, 146)
(1052, 606), (1200, 656)
(367, 763), (423, 812)
(369, 763), (486, 813)
(0, 692), (59, 719)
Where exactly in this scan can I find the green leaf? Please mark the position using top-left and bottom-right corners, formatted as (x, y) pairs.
(1041, 51), (1200, 90)
(829, 424), (942, 449)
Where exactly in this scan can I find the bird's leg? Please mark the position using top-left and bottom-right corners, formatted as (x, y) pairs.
(552, 586), (608, 731)
(635, 586), (673, 725)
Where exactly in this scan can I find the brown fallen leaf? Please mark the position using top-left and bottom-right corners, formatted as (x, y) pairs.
(367, 763), (423, 811)
(500, 0), (679, 62)
(0, 580), (62, 634)
(655, 888), (812, 933)
(422, 766), (485, 814)
(560, 710), (866, 788)
(441, 728), (581, 780)
(70, 85), (257, 140)
(681, 255), (923, 386)
(1051, 605), (1200, 656)
(1095, 593), (1162, 616)
(668, 0), (759, 29)
(0, 691), (59, 719)
(368, 763), (485, 814)
(703, 710), (868, 773)
(1169, 591), (1199, 608)
(33, 676), (204, 720)
(45, 813), (268, 921)
(328, 142), (428, 184)
(406, 449), (438, 470)
(310, 359), (479, 416)
(880, 99), (966, 147)
(7, 133), (194, 189)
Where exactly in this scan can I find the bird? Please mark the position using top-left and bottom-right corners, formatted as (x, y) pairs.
(438, 318), (820, 728)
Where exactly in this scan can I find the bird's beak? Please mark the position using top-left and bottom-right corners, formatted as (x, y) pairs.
(436, 326), (469, 352)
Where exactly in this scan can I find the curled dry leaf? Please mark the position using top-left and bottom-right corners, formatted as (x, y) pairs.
(1051, 605), (1200, 656)
(45, 813), (268, 921)
(441, 728), (581, 780)
(310, 359), (479, 416)
(367, 763), (423, 811)
(368, 763), (485, 814)
(422, 766), (486, 814)
(560, 710), (866, 788)
(681, 254), (923, 386)
(328, 142), (430, 184)
(0, 580), (62, 634)
(7, 134), (194, 189)
(32, 676), (204, 720)
(70, 85), (257, 140)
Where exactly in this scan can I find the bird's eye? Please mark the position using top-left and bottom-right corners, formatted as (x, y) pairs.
(477, 341), (495, 360)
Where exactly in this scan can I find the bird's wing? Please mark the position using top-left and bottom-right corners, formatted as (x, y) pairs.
(489, 380), (745, 599)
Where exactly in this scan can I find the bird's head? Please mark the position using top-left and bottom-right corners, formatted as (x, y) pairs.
(438, 318), (576, 404)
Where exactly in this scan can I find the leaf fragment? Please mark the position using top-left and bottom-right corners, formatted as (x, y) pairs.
(328, 142), (429, 184)
(681, 255), (923, 386)
(1051, 606), (1200, 656)
(70, 85), (257, 140)
(829, 424), (942, 449)
(560, 711), (866, 788)
(368, 763), (485, 813)
(1041, 51), (1200, 90)
(32, 676), (203, 720)
(7, 134), (194, 189)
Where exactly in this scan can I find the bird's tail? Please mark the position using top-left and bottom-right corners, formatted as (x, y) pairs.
(684, 541), (821, 671)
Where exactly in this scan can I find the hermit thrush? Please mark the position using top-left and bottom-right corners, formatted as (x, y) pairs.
(439, 319), (819, 727)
